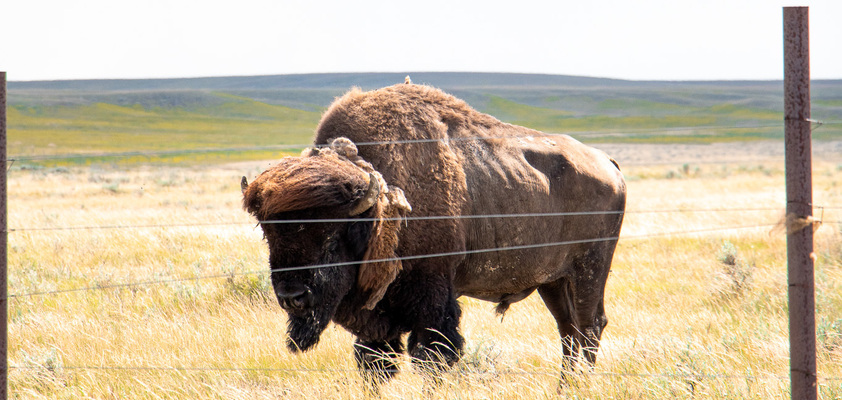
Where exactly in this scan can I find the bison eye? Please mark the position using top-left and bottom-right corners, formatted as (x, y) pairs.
(346, 221), (373, 259)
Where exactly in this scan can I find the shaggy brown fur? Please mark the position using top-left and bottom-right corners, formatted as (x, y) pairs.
(358, 186), (411, 309)
(245, 82), (626, 388)
(242, 152), (367, 220)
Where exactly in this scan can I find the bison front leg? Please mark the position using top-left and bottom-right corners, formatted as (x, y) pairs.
(354, 337), (403, 391)
(383, 266), (464, 379)
(406, 289), (464, 377)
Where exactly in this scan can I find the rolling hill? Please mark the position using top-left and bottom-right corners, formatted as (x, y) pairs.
(7, 72), (842, 166)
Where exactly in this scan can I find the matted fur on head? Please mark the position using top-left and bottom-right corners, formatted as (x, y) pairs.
(243, 137), (412, 309)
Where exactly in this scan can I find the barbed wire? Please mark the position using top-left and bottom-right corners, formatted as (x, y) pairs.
(7, 222), (778, 299)
(9, 363), (842, 382)
(6, 123), (789, 163)
(8, 221), (248, 232)
(6, 207), (793, 233)
(9, 144), (308, 162)
(9, 205), (839, 235)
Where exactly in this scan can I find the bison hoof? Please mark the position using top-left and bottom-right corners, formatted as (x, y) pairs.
(354, 341), (401, 389)
(410, 343), (460, 372)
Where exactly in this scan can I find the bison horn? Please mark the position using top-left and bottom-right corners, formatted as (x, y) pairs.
(349, 173), (380, 216)
(241, 176), (249, 194)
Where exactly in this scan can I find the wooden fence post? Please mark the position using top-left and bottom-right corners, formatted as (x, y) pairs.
(0, 71), (8, 400)
(783, 7), (817, 400)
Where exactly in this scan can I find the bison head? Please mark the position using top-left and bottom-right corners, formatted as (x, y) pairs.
(242, 139), (410, 352)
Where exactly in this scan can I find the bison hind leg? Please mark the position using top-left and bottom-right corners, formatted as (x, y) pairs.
(354, 338), (403, 390)
(538, 275), (607, 381)
(583, 298), (608, 365)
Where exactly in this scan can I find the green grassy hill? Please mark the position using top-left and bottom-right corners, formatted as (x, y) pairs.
(7, 72), (842, 167)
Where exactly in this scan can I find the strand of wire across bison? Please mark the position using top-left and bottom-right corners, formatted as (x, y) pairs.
(6, 222), (787, 299)
(7, 207), (794, 232)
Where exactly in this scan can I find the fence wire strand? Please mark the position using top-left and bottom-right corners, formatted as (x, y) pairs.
(7, 222), (779, 299)
(6, 206), (791, 232)
(6, 123), (789, 163)
(8, 363), (842, 382)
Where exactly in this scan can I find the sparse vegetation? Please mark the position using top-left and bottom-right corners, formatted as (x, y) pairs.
(7, 159), (842, 399)
(715, 240), (754, 296)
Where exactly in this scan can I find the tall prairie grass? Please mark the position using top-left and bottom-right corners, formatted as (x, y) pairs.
(8, 160), (842, 399)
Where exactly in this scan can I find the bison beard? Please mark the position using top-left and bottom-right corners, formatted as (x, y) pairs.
(278, 261), (356, 353)
(285, 307), (331, 352)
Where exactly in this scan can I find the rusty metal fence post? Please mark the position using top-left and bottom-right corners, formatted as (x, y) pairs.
(0, 71), (8, 400)
(783, 7), (817, 400)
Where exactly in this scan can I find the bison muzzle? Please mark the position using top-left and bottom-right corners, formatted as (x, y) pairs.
(242, 83), (626, 388)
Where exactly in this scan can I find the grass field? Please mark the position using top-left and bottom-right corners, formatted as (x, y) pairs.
(3, 96), (819, 168)
(7, 93), (321, 166)
(8, 157), (842, 399)
(6, 74), (842, 398)
(7, 74), (842, 168)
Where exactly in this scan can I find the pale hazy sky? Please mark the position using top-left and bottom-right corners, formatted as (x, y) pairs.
(3, 0), (840, 82)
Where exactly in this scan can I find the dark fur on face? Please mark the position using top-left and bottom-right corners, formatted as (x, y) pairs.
(283, 267), (354, 352)
(263, 206), (374, 352)
(243, 152), (380, 351)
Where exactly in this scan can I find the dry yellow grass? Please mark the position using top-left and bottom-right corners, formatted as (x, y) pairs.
(8, 159), (842, 399)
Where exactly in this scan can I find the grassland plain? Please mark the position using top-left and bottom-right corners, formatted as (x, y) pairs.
(7, 73), (842, 168)
(8, 92), (836, 168)
(7, 93), (321, 166)
(7, 156), (842, 399)
(6, 73), (842, 398)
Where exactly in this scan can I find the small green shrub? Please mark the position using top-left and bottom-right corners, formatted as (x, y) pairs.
(817, 317), (842, 352)
(716, 241), (754, 295)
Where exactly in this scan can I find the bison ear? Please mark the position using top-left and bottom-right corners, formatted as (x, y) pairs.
(356, 187), (411, 310)
(241, 178), (262, 217)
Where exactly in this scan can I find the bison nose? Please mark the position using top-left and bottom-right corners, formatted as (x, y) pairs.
(277, 287), (312, 311)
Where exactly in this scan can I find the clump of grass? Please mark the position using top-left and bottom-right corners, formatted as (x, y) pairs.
(102, 182), (121, 193)
(16, 347), (65, 390)
(224, 272), (272, 303)
(665, 163), (700, 179)
(714, 241), (754, 296)
(737, 164), (776, 176)
(456, 339), (502, 378)
(817, 317), (842, 352)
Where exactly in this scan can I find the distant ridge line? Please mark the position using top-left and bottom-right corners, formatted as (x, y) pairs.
(6, 72), (803, 92)
(8, 72), (626, 91)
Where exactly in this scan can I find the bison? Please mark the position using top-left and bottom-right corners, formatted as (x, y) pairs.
(242, 82), (626, 387)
